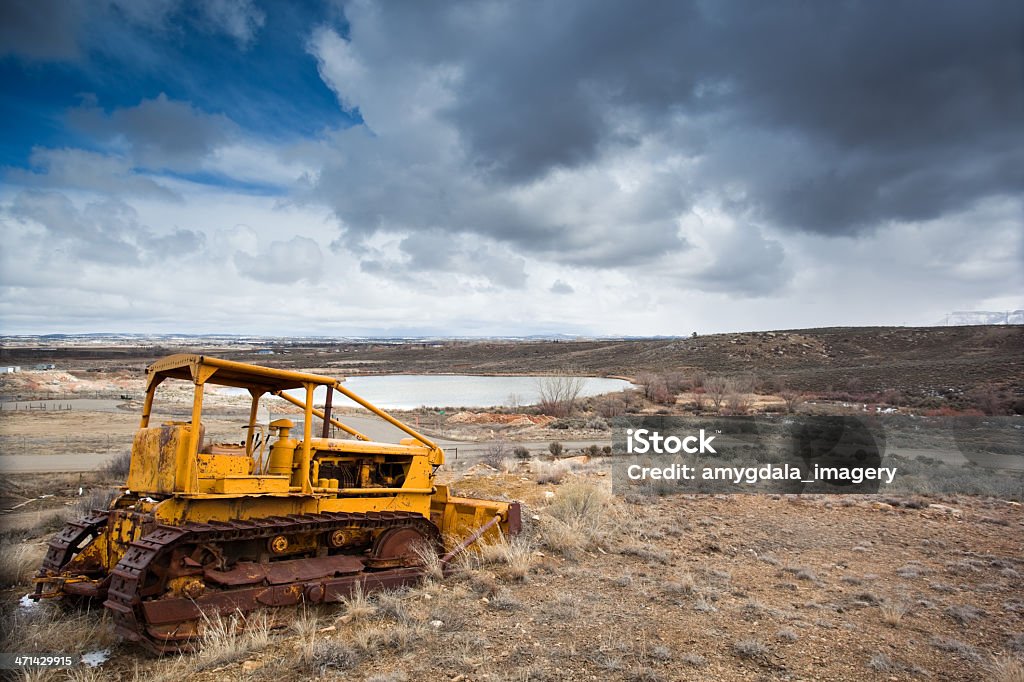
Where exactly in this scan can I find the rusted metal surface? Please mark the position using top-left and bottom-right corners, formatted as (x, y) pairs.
(33, 510), (110, 599)
(441, 513), (501, 566)
(102, 511), (442, 653)
(204, 554), (364, 586)
(365, 526), (432, 569)
(507, 501), (522, 536)
(321, 387), (333, 439)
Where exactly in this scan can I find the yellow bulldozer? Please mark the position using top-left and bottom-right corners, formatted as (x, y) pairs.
(33, 354), (520, 652)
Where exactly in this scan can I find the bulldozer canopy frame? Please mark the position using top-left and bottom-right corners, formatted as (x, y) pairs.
(146, 354), (339, 394)
(140, 355), (440, 492)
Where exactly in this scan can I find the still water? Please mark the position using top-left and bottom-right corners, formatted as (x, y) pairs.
(219, 375), (633, 410)
(340, 375), (633, 410)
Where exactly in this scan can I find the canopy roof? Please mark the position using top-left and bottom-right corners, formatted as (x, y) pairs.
(146, 354), (340, 393)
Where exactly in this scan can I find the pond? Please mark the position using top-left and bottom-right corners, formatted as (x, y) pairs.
(217, 375), (633, 410)
(339, 374), (634, 410)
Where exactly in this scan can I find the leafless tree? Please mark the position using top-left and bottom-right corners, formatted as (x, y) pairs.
(780, 390), (806, 414)
(635, 372), (659, 401)
(969, 383), (1007, 415)
(537, 374), (586, 417)
(726, 392), (753, 415)
(704, 376), (733, 412)
(596, 395), (626, 418)
(482, 440), (509, 468)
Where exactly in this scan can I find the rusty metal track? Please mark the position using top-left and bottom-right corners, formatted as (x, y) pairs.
(102, 511), (441, 653)
(34, 510), (110, 598)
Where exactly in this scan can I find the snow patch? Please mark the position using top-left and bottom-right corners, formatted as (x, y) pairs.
(81, 650), (110, 667)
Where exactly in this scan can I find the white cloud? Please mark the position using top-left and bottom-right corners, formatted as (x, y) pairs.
(8, 148), (180, 200)
(234, 236), (325, 285)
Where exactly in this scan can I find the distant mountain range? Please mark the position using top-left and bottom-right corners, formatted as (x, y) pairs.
(939, 311), (1024, 325)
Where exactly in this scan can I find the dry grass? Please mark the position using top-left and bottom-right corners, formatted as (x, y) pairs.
(733, 638), (769, 659)
(289, 605), (322, 669)
(880, 601), (911, 627)
(2, 601), (116, 655)
(373, 589), (412, 623)
(663, 573), (696, 597)
(0, 541), (44, 587)
(194, 610), (271, 670)
(477, 534), (534, 581)
(989, 655), (1024, 682)
(99, 451), (132, 480)
(74, 487), (117, 516)
(540, 480), (614, 558)
(533, 461), (568, 484)
(411, 540), (444, 581)
(301, 638), (362, 674)
(946, 603), (985, 625)
(352, 621), (428, 655)
(339, 582), (378, 622)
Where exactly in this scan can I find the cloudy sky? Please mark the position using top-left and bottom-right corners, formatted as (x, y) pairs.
(1, 1), (1021, 337)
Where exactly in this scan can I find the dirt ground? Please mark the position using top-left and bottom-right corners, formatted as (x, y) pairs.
(1, 468), (1022, 681)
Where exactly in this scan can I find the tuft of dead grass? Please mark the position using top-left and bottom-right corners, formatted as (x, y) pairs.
(352, 621), (428, 655)
(540, 480), (614, 559)
(733, 638), (769, 659)
(74, 488), (117, 516)
(305, 638), (363, 673)
(533, 461), (569, 484)
(0, 541), (44, 587)
(2, 601), (116, 655)
(477, 534), (534, 581)
(411, 541), (444, 582)
(374, 588), (412, 623)
(988, 655), (1024, 682)
(663, 573), (696, 597)
(880, 601), (911, 627)
(290, 605), (322, 669)
(339, 582), (378, 622)
(194, 610), (271, 670)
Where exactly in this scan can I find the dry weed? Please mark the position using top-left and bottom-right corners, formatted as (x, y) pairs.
(0, 542), (44, 587)
(540, 480), (614, 558)
(663, 573), (696, 597)
(411, 540), (444, 581)
(988, 655), (1024, 682)
(194, 610), (270, 670)
(477, 534), (534, 581)
(733, 639), (769, 659)
(339, 582), (378, 622)
(374, 588), (411, 623)
(880, 601), (911, 627)
(533, 461), (568, 484)
(290, 605), (322, 668)
(3, 602), (116, 655)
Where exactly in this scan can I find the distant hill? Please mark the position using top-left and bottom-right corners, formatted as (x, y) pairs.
(940, 311), (1024, 326)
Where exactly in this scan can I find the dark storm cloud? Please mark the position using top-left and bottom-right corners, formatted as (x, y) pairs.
(0, 0), (266, 61)
(68, 94), (237, 170)
(331, 0), (1023, 240)
(0, 0), (84, 60)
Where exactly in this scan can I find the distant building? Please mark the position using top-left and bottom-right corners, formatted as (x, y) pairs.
(1, 366), (21, 374)
(255, 349), (275, 355)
